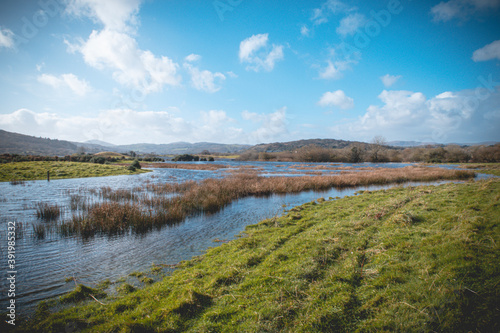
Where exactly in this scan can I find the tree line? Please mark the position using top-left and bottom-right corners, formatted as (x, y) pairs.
(238, 143), (500, 163)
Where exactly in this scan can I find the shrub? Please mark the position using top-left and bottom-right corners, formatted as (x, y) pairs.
(131, 160), (141, 169)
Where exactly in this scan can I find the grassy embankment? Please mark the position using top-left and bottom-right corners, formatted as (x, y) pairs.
(10, 178), (499, 332)
(457, 163), (500, 176)
(59, 167), (474, 237)
(0, 161), (149, 182)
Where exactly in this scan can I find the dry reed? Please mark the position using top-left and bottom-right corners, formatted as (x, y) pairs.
(56, 166), (474, 237)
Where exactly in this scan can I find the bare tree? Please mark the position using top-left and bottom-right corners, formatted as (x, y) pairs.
(370, 136), (387, 162)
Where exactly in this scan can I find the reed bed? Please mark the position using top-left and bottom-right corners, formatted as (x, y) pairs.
(53, 166), (474, 237)
(140, 162), (229, 170)
(35, 202), (61, 220)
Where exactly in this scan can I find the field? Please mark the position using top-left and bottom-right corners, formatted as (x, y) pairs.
(0, 161), (149, 182)
(8, 178), (499, 332)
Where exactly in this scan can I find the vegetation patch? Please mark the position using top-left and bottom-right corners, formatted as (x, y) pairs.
(0, 161), (149, 182)
(11, 179), (499, 332)
(55, 166), (475, 237)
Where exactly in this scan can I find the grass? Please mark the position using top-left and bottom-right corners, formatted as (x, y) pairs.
(10, 178), (499, 332)
(457, 162), (500, 176)
(55, 166), (474, 237)
(35, 202), (61, 220)
(0, 161), (149, 182)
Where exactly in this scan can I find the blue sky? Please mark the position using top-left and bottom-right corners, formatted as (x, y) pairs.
(0, 0), (499, 145)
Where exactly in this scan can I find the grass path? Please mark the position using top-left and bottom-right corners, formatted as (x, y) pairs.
(11, 178), (499, 332)
(0, 161), (149, 182)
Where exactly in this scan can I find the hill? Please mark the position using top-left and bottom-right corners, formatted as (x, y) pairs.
(245, 138), (373, 153)
(0, 129), (78, 155)
(116, 142), (250, 155)
(0, 130), (250, 156)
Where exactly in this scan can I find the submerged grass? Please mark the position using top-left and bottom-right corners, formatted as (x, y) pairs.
(10, 179), (499, 332)
(57, 166), (474, 237)
(0, 161), (149, 182)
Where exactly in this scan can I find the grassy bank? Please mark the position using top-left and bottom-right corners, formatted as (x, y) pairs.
(58, 166), (474, 237)
(457, 163), (500, 176)
(0, 161), (149, 182)
(10, 179), (499, 332)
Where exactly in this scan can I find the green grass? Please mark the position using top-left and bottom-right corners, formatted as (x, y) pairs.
(9, 179), (499, 332)
(457, 163), (500, 176)
(0, 161), (149, 182)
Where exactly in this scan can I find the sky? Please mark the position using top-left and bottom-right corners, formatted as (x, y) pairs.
(0, 0), (499, 145)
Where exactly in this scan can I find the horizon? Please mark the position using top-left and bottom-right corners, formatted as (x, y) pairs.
(2, 128), (498, 148)
(1, 0), (499, 145)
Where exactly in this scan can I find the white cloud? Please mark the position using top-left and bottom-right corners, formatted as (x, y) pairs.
(242, 107), (289, 143)
(183, 63), (225, 93)
(380, 74), (402, 87)
(317, 45), (361, 80)
(472, 40), (500, 62)
(431, 0), (500, 22)
(68, 29), (180, 94)
(0, 107), (290, 145)
(0, 28), (15, 49)
(300, 25), (310, 37)
(330, 87), (500, 143)
(336, 13), (366, 36)
(37, 73), (92, 96)
(239, 33), (284, 72)
(185, 53), (201, 62)
(311, 0), (352, 25)
(65, 0), (141, 32)
(318, 90), (354, 109)
(65, 0), (180, 95)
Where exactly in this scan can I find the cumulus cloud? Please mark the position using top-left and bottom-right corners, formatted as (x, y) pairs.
(65, 0), (141, 32)
(241, 107), (289, 143)
(67, 29), (180, 94)
(336, 13), (366, 36)
(431, 0), (500, 22)
(37, 73), (92, 96)
(65, 0), (181, 95)
(183, 62), (225, 93)
(0, 107), (290, 145)
(330, 87), (500, 143)
(318, 90), (354, 109)
(0, 28), (15, 49)
(472, 40), (500, 62)
(239, 33), (284, 72)
(380, 74), (402, 87)
(184, 53), (201, 62)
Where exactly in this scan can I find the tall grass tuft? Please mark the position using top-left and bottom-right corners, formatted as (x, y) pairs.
(36, 202), (61, 220)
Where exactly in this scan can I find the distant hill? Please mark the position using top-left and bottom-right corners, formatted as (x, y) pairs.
(84, 139), (116, 147)
(115, 142), (251, 155)
(0, 129), (78, 155)
(387, 141), (438, 147)
(0, 130), (250, 156)
(245, 138), (371, 153)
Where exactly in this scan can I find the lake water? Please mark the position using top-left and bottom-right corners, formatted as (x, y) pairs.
(0, 161), (488, 315)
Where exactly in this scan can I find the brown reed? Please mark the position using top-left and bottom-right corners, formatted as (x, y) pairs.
(57, 166), (474, 237)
